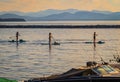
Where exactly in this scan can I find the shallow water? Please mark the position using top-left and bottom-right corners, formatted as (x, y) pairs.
(0, 28), (120, 80)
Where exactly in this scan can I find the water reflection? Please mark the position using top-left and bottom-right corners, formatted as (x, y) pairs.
(49, 44), (52, 64)
(16, 42), (19, 49)
(0, 28), (119, 80)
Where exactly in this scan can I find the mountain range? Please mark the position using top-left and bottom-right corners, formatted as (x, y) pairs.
(0, 9), (120, 21)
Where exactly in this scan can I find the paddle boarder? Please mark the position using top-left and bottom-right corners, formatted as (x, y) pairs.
(49, 32), (52, 45)
(93, 32), (97, 48)
(16, 31), (20, 42)
(49, 32), (52, 50)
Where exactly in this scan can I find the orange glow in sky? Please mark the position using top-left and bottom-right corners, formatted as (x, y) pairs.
(0, 0), (120, 12)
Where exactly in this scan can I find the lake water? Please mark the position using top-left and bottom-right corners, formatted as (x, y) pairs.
(0, 21), (120, 81)
(1, 21), (120, 25)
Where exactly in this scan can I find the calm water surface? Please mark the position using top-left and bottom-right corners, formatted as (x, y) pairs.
(1, 21), (120, 25)
(0, 28), (120, 80)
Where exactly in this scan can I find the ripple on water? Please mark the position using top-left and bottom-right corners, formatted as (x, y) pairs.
(0, 28), (120, 80)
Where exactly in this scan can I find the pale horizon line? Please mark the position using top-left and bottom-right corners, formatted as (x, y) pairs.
(0, 8), (118, 13)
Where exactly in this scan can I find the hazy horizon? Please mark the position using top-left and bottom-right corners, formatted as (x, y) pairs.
(0, 0), (120, 12)
(0, 9), (116, 13)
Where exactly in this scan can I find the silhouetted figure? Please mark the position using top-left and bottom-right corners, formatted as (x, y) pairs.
(16, 32), (20, 42)
(16, 32), (20, 47)
(93, 32), (97, 48)
(49, 32), (52, 50)
(49, 32), (52, 45)
(48, 32), (60, 48)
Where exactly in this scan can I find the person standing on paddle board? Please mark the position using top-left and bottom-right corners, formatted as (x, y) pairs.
(93, 32), (97, 48)
(16, 31), (20, 42)
(49, 32), (52, 45)
(49, 32), (52, 50)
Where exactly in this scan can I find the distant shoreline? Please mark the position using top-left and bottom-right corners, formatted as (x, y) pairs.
(0, 25), (120, 28)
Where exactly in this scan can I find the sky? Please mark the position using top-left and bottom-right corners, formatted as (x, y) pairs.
(0, 0), (120, 12)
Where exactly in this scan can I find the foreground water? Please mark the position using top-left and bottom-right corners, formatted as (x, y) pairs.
(0, 28), (120, 80)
